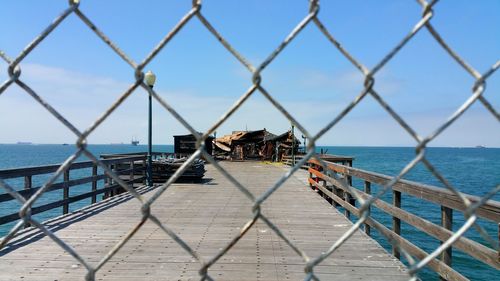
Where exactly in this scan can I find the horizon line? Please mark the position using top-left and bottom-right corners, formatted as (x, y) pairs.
(1, 143), (498, 149)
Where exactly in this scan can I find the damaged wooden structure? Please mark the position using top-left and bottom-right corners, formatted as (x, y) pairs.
(212, 129), (301, 161)
(174, 133), (214, 158)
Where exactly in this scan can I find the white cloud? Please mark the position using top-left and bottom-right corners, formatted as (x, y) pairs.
(0, 63), (497, 147)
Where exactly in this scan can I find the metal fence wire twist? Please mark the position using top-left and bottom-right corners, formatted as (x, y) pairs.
(0, 0), (499, 280)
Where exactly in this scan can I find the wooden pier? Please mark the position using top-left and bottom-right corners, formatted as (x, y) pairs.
(0, 161), (407, 281)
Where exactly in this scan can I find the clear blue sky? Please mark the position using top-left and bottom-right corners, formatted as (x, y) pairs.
(0, 0), (498, 146)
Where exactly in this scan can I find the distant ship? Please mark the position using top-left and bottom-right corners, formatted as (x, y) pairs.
(16, 141), (32, 145)
(131, 138), (139, 146)
(475, 145), (486, 148)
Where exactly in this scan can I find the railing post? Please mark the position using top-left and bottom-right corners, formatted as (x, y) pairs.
(364, 181), (371, 236)
(346, 161), (353, 186)
(110, 164), (116, 196)
(91, 164), (97, 204)
(143, 159), (147, 185)
(322, 179), (331, 204)
(344, 161), (353, 219)
(130, 160), (135, 188)
(104, 163), (111, 199)
(343, 176), (350, 219)
(24, 175), (32, 191)
(392, 190), (401, 259)
(63, 169), (70, 214)
(23, 175), (32, 228)
(309, 165), (313, 189)
(440, 206), (453, 280)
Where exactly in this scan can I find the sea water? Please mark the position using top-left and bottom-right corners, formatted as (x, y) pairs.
(317, 146), (499, 280)
(0, 144), (498, 280)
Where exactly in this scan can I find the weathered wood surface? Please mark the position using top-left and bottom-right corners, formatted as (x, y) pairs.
(0, 156), (146, 179)
(307, 159), (500, 222)
(0, 162), (407, 281)
(307, 161), (500, 271)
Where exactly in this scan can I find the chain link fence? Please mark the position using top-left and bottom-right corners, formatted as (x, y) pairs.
(0, 0), (498, 280)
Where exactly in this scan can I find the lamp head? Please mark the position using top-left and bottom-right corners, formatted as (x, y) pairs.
(144, 70), (156, 88)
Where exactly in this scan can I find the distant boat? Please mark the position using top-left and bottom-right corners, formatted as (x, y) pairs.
(475, 145), (486, 148)
(16, 142), (32, 145)
(131, 138), (139, 146)
(62, 143), (69, 146)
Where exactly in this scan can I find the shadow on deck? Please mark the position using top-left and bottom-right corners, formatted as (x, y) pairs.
(0, 162), (407, 281)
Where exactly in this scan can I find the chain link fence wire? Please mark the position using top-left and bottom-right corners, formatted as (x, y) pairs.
(0, 0), (499, 280)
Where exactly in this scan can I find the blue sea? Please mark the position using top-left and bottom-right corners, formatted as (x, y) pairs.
(0, 144), (498, 280)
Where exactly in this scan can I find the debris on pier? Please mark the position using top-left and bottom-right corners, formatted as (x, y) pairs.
(174, 133), (214, 157)
(212, 128), (300, 161)
(152, 158), (206, 182)
(100, 153), (206, 186)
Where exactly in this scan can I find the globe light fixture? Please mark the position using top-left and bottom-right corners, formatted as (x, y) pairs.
(145, 70), (156, 88)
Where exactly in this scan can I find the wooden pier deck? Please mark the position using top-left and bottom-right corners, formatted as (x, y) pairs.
(0, 162), (407, 281)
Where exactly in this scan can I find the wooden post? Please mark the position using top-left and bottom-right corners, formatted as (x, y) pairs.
(129, 161), (135, 188)
(440, 206), (453, 280)
(323, 179), (332, 204)
(104, 164), (111, 199)
(63, 169), (70, 214)
(318, 178), (324, 198)
(24, 175), (32, 191)
(110, 164), (115, 197)
(344, 185), (350, 219)
(142, 159), (147, 185)
(392, 190), (401, 259)
(332, 187), (340, 207)
(346, 164), (353, 186)
(364, 181), (371, 236)
(91, 164), (97, 204)
(309, 167), (313, 189)
(23, 175), (32, 228)
(344, 161), (353, 219)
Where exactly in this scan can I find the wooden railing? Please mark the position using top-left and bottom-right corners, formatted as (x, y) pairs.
(306, 158), (500, 281)
(0, 155), (147, 226)
(282, 154), (354, 169)
(100, 151), (172, 160)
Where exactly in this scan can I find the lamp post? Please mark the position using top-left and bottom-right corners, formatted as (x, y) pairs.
(145, 70), (156, 187)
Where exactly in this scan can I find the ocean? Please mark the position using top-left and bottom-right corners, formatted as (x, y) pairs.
(0, 144), (498, 280)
